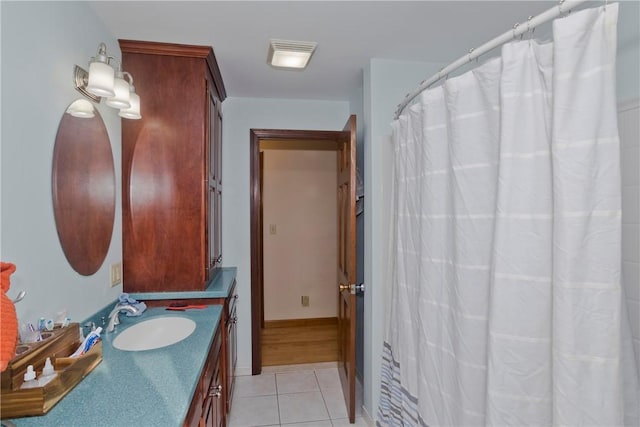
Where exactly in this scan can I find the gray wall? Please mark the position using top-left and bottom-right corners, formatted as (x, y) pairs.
(616, 1), (640, 103)
(362, 58), (446, 418)
(221, 97), (350, 374)
(1, 2), (123, 325)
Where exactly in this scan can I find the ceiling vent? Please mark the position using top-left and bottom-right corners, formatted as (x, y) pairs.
(267, 39), (318, 69)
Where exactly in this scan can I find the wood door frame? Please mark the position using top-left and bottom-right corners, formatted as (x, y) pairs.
(250, 128), (345, 375)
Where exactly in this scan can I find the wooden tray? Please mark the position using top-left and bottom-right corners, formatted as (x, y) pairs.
(1, 323), (80, 391)
(0, 324), (102, 418)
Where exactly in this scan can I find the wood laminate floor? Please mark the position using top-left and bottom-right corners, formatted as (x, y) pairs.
(261, 318), (338, 366)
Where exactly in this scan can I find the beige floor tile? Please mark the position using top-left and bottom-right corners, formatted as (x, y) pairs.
(276, 370), (320, 394)
(235, 373), (277, 397)
(278, 391), (330, 424)
(315, 368), (341, 390)
(320, 387), (348, 420)
(228, 395), (279, 427)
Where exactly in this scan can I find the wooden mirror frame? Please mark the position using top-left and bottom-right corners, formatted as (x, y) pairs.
(52, 101), (115, 275)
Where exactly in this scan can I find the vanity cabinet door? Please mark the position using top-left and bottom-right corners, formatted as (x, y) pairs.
(184, 326), (223, 427)
(225, 291), (238, 413)
(184, 382), (203, 427)
(204, 331), (224, 427)
(208, 359), (224, 427)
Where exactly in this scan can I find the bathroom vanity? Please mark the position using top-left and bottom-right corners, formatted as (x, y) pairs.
(6, 306), (223, 426)
(131, 267), (238, 427)
(6, 268), (238, 426)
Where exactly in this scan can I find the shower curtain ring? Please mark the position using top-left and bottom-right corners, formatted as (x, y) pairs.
(558, 0), (565, 15)
(468, 48), (475, 63)
(526, 16), (534, 44)
(512, 23), (520, 40)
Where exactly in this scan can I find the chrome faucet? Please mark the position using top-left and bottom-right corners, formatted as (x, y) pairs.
(107, 303), (140, 332)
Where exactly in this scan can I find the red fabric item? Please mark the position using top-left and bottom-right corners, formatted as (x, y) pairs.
(1, 262), (18, 372)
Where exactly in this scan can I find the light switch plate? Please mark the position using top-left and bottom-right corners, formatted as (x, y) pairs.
(301, 295), (309, 306)
(110, 262), (122, 287)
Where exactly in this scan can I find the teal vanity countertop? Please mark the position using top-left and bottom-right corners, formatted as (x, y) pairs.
(129, 267), (237, 301)
(11, 305), (223, 427)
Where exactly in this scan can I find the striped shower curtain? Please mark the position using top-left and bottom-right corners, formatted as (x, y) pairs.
(379, 4), (639, 426)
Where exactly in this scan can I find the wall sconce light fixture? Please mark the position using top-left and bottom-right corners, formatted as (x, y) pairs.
(74, 43), (141, 119)
(66, 99), (95, 118)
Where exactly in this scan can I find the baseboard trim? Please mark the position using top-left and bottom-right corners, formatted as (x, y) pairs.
(362, 405), (376, 426)
(234, 366), (253, 377)
(264, 317), (337, 328)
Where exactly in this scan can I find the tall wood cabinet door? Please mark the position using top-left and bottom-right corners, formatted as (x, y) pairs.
(207, 83), (217, 280)
(121, 52), (208, 292)
(207, 86), (222, 277)
(214, 99), (223, 268)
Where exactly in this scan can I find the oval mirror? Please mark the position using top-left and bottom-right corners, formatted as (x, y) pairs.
(52, 100), (115, 275)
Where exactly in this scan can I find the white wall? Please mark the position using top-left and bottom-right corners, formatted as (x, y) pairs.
(222, 97), (349, 373)
(263, 149), (337, 321)
(1, 2), (122, 325)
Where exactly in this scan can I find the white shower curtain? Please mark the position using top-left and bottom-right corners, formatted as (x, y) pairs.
(379, 4), (639, 426)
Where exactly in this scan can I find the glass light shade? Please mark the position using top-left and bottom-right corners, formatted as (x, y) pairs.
(105, 77), (131, 109)
(66, 99), (95, 118)
(118, 92), (141, 120)
(270, 51), (311, 69)
(86, 61), (115, 97)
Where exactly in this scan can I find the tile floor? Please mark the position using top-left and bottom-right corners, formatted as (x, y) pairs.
(228, 362), (368, 427)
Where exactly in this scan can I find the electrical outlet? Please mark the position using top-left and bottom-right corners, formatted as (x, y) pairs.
(110, 262), (122, 287)
(301, 295), (309, 307)
(269, 224), (277, 235)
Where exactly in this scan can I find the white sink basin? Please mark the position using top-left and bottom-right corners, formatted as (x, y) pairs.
(113, 316), (196, 351)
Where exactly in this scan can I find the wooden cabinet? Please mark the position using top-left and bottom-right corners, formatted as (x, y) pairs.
(184, 326), (224, 427)
(119, 40), (226, 293)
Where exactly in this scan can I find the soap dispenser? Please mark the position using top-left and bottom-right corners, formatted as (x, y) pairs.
(21, 365), (38, 389)
(38, 357), (57, 386)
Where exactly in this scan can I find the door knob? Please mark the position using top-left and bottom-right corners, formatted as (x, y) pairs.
(339, 283), (350, 292)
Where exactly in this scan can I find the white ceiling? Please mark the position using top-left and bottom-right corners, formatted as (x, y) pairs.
(89, 1), (639, 102)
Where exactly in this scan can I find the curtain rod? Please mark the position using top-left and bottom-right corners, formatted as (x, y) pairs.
(393, 0), (592, 120)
